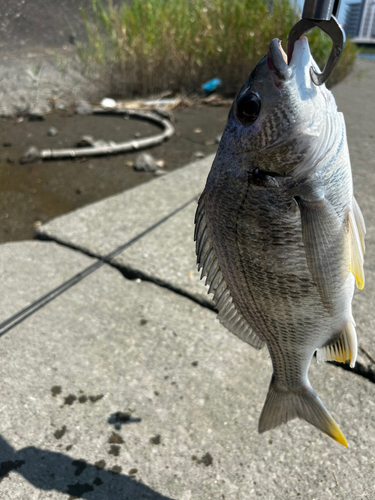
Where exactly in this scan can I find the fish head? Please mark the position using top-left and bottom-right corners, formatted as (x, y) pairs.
(219, 37), (336, 176)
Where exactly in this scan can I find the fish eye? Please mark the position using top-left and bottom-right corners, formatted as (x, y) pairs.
(236, 93), (261, 125)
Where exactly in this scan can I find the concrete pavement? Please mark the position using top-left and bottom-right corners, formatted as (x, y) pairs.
(1, 58), (375, 499)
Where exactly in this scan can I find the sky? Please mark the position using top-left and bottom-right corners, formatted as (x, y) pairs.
(296, 0), (352, 24)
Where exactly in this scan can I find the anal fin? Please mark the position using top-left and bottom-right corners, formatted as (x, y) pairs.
(317, 321), (357, 368)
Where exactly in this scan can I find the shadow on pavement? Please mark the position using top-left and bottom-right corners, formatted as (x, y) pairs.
(0, 435), (175, 499)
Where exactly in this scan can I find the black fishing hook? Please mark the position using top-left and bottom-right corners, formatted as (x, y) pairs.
(287, 0), (346, 86)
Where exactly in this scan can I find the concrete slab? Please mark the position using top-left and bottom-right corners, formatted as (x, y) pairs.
(0, 241), (375, 499)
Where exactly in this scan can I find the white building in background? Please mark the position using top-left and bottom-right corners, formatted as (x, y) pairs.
(351, 0), (375, 43)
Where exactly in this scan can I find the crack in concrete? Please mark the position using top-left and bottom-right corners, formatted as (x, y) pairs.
(35, 233), (215, 311)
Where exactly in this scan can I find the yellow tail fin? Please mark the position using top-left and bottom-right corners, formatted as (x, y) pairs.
(258, 378), (347, 447)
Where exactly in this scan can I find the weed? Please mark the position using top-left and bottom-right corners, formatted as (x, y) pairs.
(77, 0), (357, 97)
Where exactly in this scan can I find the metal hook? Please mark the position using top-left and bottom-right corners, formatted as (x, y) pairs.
(287, 15), (345, 86)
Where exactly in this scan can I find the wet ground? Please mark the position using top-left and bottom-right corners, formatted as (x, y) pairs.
(0, 105), (230, 243)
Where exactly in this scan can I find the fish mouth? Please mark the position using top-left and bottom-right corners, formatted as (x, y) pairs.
(267, 38), (292, 84)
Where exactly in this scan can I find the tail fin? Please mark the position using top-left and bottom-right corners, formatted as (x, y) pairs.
(258, 378), (347, 447)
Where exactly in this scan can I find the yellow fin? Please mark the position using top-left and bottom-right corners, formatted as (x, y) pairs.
(353, 197), (366, 255)
(259, 379), (348, 447)
(326, 421), (348, 447)
(348, 209), (365, 289)
(317, 321), (357, 368)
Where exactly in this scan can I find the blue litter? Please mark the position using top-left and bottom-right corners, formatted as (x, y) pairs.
(201, 78), (222, 94)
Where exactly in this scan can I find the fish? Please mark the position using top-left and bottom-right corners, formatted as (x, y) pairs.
(194, 37), (366, 447)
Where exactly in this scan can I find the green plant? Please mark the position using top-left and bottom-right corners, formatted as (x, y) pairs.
(77, 0), (356, 97)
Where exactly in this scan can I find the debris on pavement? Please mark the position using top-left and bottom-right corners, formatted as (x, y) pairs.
(100, 97), (117, 109)
(201, 77), (222, 94)
(20, 146), (41, 164)
(75, 100), (93, 116)
(48, 126), (58, 137)
(134, 152), (157, 172)
(194, 151), (205, 159)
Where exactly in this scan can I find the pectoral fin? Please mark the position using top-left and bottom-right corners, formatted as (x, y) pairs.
(297, 197), (346, 312)
(353, 196), (366, 255)
(348, 203), (365, 289)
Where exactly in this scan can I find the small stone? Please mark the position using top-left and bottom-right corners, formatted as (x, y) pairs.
(89, 394), (104, 403)
(156, 159), (165, 168)
(33, 221), (42, 228)
(110, 465), (122, 474)
(128, 468), (138, 475)
(51, 385), (62, 397)
(108, 432), (124, 444)
(20, 146), (40, 164)
(134, 153), (157, 172)
(193, 128), (202, 134)
(75, 100), (92, 116)
(194, 151), (205, 159)
(94, 460), (106, 470)
(54, 425), (67, 440)
(200, 452), (213, 466)
(125, 160), (134, 167)
(64, 394), (77, 405)
(48, 127), (58, 137)
(108, 444), (120, 456)
(150, 434), (161, 445)
(134, 131), (141, 138)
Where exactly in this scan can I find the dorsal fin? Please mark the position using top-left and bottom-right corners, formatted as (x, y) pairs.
(194, 193), (264, 350)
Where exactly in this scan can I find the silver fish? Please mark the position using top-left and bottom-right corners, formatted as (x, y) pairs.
(195, 38), (366, 447)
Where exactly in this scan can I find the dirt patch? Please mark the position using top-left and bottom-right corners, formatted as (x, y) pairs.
(0, 105), (229, 243)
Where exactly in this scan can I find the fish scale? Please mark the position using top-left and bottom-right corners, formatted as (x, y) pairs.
(195, 37), (366, 446)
